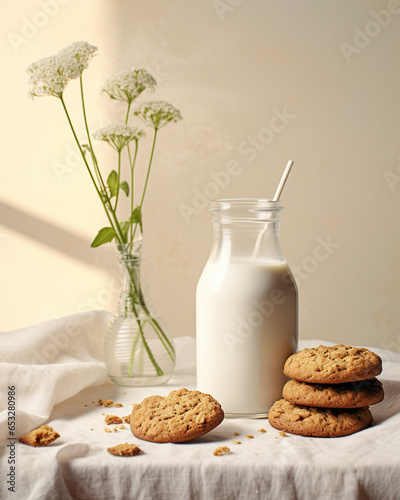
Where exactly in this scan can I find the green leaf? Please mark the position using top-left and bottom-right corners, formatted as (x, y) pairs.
(120, 181), (129, 197)
(130, 205), (143, 233)
(107, 170), (118, 198)
(90, 227), (116, 247)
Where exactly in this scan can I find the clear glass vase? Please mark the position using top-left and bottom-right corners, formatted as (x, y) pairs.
(104, 242), (176, 386)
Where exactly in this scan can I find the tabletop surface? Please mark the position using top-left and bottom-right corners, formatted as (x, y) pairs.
(1, 311), (400, 500)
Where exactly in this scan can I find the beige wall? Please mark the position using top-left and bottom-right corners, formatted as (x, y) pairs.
(1, 0), (399, 352)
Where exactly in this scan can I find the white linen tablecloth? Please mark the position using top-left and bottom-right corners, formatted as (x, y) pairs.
(1, 311), (400, 500)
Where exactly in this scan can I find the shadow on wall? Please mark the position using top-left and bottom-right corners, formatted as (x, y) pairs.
(0, 199), (115, 272)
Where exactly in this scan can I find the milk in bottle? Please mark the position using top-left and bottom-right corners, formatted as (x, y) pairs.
(196, 199), (297, 417)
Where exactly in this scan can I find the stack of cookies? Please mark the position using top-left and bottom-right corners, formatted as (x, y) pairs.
(269, 344), (384, 438)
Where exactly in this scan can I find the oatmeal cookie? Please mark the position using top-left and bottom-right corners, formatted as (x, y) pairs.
(282, 378), (384, 408)
(268, 399), (373, 437)
(283, 345), (382, 384)
(130, 388), (224, 443)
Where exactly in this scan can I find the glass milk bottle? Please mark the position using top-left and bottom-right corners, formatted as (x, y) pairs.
(196, 199), (297, 418)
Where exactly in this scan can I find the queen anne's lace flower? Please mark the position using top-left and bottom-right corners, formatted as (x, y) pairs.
(26, 41), (97, 98)
(57, 41), (98, 78)
(103, 68), (156, 104)
(26, 55), (68, 98)
(93, 124), (145, 151)
(133, 101), (183, 129)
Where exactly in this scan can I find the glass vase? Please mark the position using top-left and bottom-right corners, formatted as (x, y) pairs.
(104, 242), (176, 386)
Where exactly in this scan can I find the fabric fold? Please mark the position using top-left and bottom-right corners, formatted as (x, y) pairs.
(0, 311), (110, 440)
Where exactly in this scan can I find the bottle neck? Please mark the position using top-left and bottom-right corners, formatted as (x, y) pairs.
(210, 220), (284, 263)
(208, 199), (285, 264)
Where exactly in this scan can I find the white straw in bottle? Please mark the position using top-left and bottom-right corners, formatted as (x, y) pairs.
(273, 160), (294, 201)
(251, 160), (295, 260)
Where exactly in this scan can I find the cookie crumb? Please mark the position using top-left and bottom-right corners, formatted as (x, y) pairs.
(275, 436), (278, 439)
(90, 428), (94, 431)
(113, 428), (118, 432)
(231, 440), (241, 444)
(279, 430), (287, 437)
(105, 415), (123, 425)
(84, 404), (88, 407)
(118, 425), (126, 429)
(258, 428), (267, 433)
(98, 399), (103, 406)
(18, 426), (60, 447)
(122, 415), (131, 424)
(104, 428), (111, 433)
(103, 400), (113, 407)
(233, 432), (239, 436)
(246, 434), (254, 439)
(115, 403), (123, 408)
(107, 443), (142, 457)
(213, 446), (230, 456)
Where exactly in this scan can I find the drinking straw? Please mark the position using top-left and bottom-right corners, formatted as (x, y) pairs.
(273, 160), (294, 201)
(251, 160), (294, 260)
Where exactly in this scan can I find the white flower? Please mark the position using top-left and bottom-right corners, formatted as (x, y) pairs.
(57, 41), (98, 77)
(92, 124), (145, 151)
(133, 101), (183, 129)
(26, 55), (68, 98)
(26, 41), (97, 98)
(103, 68), (156, 104)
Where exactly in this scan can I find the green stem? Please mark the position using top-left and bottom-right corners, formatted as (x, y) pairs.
(78, 78), (126, 244)
(114, 150), (121, 212)
(125, 101), (132, 125)
(128, 327), (141, 376)
(122, 257), (164, 376)
(136, 284), (175, 361)
(111, 212), (126, 243)
(125, 100), (134, 172)
(129, 142), (139, 245)
(138, 317), (162, 376)
(79, 76), (101, 186)
(124, 100), (140, 247)
(140, 127), (158, 207)
(59, 96), (121, 242)
(132, 127), (158, 240)
(132, 277), (174, 358)
(150, 317), (176, 361)
(130, 264), (175, 363)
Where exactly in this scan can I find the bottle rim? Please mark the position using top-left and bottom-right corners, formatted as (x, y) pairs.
(210, 198), (282, 211)
(210, 198), (283, 221)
